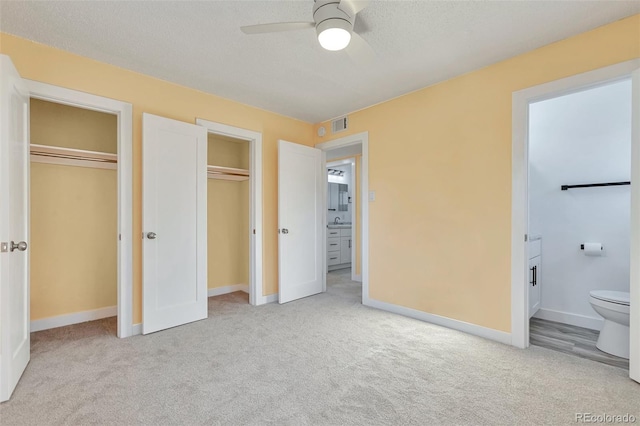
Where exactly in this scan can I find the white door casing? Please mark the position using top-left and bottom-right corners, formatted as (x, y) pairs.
(142, 113), (207, 334)
(512, 60), (640, 383)
(278, 140), (324, 303)
(194, 118), (265, 306)
(24, 79), (134, 339)
(0, 55), (30, 402)
(630, 67), (640, 383)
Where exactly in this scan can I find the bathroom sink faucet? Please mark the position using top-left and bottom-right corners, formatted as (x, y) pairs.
(334, 217), (341, 224)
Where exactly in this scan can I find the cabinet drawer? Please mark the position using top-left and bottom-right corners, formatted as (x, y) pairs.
(340, 228), (352, 237)
(327, 229), (341, 238)
(529, 239), (541, 259)
(327, 237), (341, 252)
(327, 252), (341, 266)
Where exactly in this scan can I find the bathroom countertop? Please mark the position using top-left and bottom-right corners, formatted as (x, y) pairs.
(327, 223), (352, 229)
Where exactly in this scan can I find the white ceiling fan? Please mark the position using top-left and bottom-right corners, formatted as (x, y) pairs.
(241, 0), (373, 58)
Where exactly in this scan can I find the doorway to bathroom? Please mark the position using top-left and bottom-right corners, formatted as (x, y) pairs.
(527, 79), (631, 369)
(317, 133), (368, 305)
(326, 156), (360, 301)
(511, 60), (640, 382)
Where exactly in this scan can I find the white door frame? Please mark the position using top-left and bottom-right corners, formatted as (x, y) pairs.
(316, 132), (369, 303)
(195, 119), (264, 305)
(25, 80), (134, 338)
(511, 60), (640, 364)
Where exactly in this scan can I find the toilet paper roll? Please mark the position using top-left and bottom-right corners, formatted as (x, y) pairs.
(583, 243), (603, 256)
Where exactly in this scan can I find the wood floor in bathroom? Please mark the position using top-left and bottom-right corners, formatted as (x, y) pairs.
(530, 318), (629, 370)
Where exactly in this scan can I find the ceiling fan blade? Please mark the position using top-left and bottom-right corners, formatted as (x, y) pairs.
(241, 22), (315, 35)
(338, 0), (369, 18)
(346, 31), (376, 64)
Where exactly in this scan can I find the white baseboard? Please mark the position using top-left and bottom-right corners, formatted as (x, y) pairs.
(365, 298), (512, 345)
(31, 306), (117, 332)
(533, 308), (603, 331)
(207, 284), (248, 297)
(132, 323), (142, 336)
(263, 294), (278, 304)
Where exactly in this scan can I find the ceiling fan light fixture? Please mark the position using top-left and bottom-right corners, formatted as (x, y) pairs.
(316, 19), (352, 51)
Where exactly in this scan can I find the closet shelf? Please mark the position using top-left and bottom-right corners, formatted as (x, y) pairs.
(30, 144), (117, 170)
(207, 165), (249, 181)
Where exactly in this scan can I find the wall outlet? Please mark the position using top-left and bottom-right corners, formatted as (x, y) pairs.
(369, 191), (376, 202)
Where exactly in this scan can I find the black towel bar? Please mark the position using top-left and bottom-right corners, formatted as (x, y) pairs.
(561, 181), (630, 191)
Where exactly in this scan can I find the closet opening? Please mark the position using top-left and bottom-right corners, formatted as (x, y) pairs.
(29, 99), (119, 337)
(206, 133), (251, 305)
(195, 118), (265, 306)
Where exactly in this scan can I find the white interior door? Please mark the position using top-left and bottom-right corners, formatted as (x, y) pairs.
(630, 67), (640, 384)
(278, 140), (324, 303)
(142, 113), (207, 334)
(0, 55), (30, 402)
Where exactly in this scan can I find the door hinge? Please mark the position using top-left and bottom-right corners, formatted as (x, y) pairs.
(524, 234), (528, 242)
(253, 229), (256, 235)
(119, 234), (121, 241)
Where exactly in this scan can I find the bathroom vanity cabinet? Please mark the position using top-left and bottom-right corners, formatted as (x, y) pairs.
(327, 227), (351, 271)
(529, 238), (542, 318)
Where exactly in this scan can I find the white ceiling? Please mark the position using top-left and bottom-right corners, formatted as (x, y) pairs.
(1, 1), (639, 123)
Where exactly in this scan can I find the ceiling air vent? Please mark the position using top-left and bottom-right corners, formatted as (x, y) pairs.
(331, 116), (348, 134)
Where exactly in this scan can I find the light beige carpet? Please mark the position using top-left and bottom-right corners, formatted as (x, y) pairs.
(1, 269), (638, 425)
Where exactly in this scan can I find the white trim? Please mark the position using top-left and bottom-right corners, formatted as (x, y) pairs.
(366, 298), (512, 345)
(263, 294), (278, 304)
(30, 306), (116, 332)
(511, 60), (640, 353)
(207, 284), (249, 297)
(533, 308), (603, 331)
(353, 274), (362, 282)
(350, 160), (357, 282)
(25, 80), (134, 339)
(132, 323), (142, 336)
(316, 132), (369, 305)
(630, 68), (640, 383)
(195, 119), (264, 306)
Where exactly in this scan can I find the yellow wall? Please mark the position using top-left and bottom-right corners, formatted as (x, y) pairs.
(30, 99), (118, 153)
(314, 15), (640, 332)
(30, 100), (117, 320)
(0, 33), (314, 324)
(207, 135), (249, 289)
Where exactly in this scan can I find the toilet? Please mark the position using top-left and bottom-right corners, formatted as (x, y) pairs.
(589, 290), (630, 359)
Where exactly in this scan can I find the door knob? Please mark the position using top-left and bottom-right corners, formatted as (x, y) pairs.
(10, 241), (27, 252)
(281, 229), (289, 234)
(146, 232), (157, 240)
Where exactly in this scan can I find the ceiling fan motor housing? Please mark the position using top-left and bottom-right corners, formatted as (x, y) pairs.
(313, 0), (354, 37)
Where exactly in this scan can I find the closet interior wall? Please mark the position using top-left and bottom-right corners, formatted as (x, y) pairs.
(29, 99), (117, 322)
(207, 134), (250, 292)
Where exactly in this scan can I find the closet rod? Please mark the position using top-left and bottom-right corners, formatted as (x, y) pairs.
(561, 181), (630, 191)
(207, 165), (249, 181)
(30, 144), (117, 163)
(30, 144), (117, 170)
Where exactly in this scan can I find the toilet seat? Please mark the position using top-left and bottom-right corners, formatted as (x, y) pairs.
(589, 291), (630, 306)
